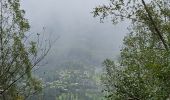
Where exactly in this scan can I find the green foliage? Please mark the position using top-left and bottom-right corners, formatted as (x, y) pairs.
(0, 0), (48, 99)
(28, 61), (105, 100)
(94, 0), (170, 99)
(51, 68), (104, 100)
(29, 41), (37, 56)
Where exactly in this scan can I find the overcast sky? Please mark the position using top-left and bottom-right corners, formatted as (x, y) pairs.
(21, 0), (129, 67)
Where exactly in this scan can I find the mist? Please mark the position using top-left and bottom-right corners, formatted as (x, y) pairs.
(21, 0), (128, 65)
(20, 0), (128, 99)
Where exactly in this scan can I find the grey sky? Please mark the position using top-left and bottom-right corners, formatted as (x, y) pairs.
(21, 0), (128, 66)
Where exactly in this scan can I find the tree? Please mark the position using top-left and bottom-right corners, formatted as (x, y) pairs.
(0, 0), (50, 99)
(93, 0), (170, 50)
(28, 61), (104, 100)
(93, 0), (170, 99)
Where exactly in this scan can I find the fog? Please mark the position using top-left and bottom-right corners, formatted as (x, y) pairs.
(21, 0), (128, 67)
(20, 0), (130, 99)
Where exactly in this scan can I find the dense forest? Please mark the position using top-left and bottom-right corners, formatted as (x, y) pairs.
(0, 0), (170, 100)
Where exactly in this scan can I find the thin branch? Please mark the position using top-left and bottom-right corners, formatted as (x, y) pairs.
(141, 0), (169, 51)
(0, 44), (51, 95)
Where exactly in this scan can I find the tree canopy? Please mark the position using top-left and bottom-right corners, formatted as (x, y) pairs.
(93, 0), (170, 99)
(0, 0), (50, 99)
